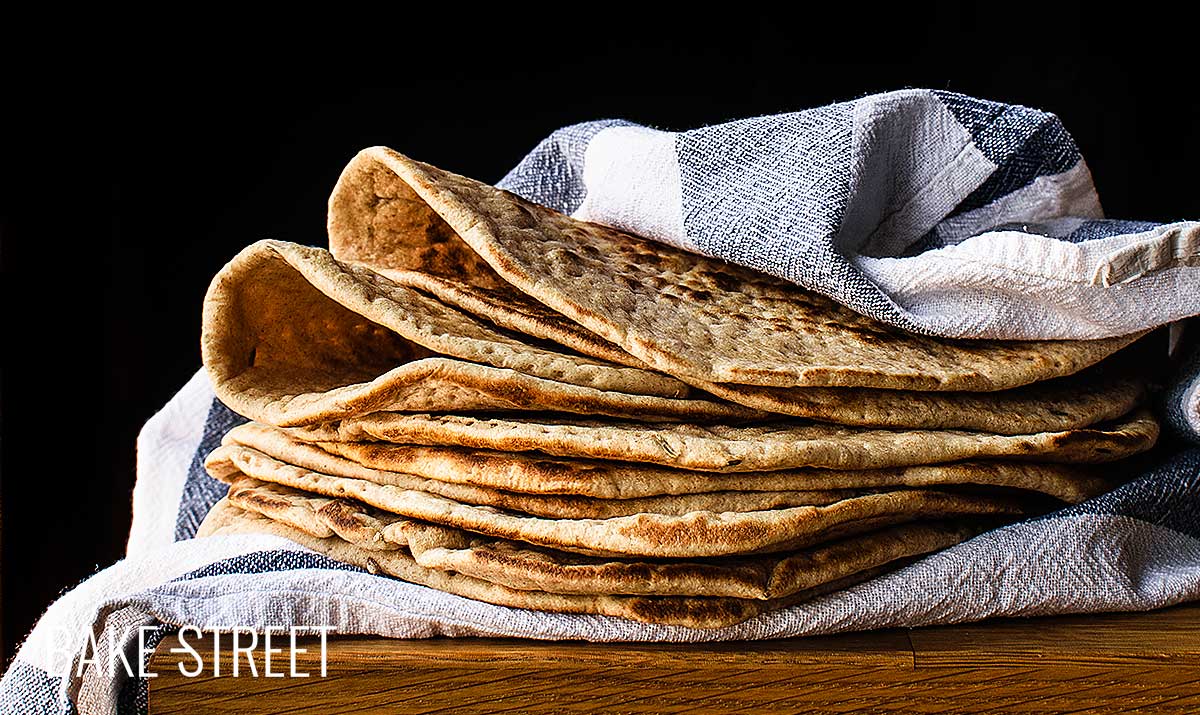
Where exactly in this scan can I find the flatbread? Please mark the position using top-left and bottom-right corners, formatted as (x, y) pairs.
(203, 239), (1146, 433)
(210, 442), (879, 519)
(199, 498), (896, 628)
(222, 478), (985, 600)
(205, 451), (1031, 558)
(224, 422), (1113, 505)
(373, 268), (647, 368)
(328, 147), (1141, 391)
(291, 409), (1159, 473)
(689, 371), (1145, 434)
(374, 264), (1148, 434)
(201, 240), (758, 425)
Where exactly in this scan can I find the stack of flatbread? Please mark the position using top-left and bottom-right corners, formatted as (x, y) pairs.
(196, 147), (1159, 628)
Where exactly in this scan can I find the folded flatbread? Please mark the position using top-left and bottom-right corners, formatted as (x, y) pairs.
(202, 240), (1146, 433)
(220, 477), (987, 600)
(200, 498), (902, 628)
(363, 265), (1149, 433)
(206, 451), (1032, 558)
(291, 409), (1159, 473)
(223, 422), (1114, 505)
(201, 241), (763, 426)
(327, 147), (1141, 391)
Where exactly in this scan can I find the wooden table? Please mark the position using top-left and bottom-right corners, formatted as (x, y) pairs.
(147, 603), (1200, 714)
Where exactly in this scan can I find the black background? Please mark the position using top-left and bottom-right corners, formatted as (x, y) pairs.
(2, 8), (1197, 662)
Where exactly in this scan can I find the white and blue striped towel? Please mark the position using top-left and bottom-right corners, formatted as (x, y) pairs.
(4, 89), (1199, 715)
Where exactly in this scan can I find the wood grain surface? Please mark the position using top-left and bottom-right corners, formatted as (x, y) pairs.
(148, 603), (1200, 714)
